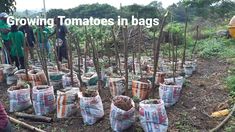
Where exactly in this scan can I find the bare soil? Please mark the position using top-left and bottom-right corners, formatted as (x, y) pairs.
(0, 58), (231, 132)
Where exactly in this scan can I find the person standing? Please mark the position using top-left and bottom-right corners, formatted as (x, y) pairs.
(0, 12), (11, 64)
(0, 101), (12, 132)
(19, 18), (36, 60)
(49, 17), (68, 63)
(8, 24), (25, 69)
(35, 23), (51, 60)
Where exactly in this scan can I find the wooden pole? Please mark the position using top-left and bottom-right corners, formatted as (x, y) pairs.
(152, 11), (169, 96)
(181, 7), (188, 68)
(74, 36), (83, 87)
(191, 25), (199, 59)
(8, 116), (46, 132)
(138, 26), (143, 78)
(68, 33), (74, 86)
(123, 26), (129, 94)
(14, 112), (52, 123)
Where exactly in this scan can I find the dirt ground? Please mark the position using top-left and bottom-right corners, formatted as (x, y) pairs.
(0, 58), (231, 132)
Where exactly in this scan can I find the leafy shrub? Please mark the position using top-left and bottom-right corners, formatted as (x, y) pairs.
(198, 38), (235, 58)
(226, 75), (235, 93)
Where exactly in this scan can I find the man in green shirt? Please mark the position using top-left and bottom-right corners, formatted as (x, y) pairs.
(8, 24), (25, 69)
(0, 12), (11, 64)
(35, 23), (51, 60)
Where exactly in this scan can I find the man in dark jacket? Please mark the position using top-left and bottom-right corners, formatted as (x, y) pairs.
(49, 17), (68, 63)
(19, 18), (36, 60)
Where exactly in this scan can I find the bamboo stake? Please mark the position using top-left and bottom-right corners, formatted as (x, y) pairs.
(8, 116), (46, 132)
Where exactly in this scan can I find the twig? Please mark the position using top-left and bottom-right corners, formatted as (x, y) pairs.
(210, 104), (235, 132)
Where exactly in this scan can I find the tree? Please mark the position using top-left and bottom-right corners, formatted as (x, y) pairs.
(47, 9), (69, 18)
(0, 0), (16, 14)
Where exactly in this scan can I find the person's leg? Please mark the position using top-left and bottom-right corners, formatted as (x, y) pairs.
(3, 40), (11, 64)
(46, 41), (51, 60)
(19, 57), (25, 69)
(10, 55), (15, 66)
(57, 47), (62, 62)
(29, 46), (34, 60)
(14, 56), (20, 69)
(61, 46), (68, 61)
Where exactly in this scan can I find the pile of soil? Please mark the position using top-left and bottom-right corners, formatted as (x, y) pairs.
(145, 100), (160, 104)
(113, 96), (133, 111)
(10, 84), (28, 91)
(82, 90), (97, 97)
(36, 86), (49, 90)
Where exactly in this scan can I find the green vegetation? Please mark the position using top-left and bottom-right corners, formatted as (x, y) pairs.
(197, 38), (235, 58)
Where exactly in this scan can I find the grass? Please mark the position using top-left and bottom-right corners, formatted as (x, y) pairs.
(197, 38), (235, 59)
(226, 75), (235, 97)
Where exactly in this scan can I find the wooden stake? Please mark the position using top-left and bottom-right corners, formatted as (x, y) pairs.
(8, 116), (46, 132)
(152, 11), (169, 96)
(181, 7), (188, 68)
(14, 112), (52, 123)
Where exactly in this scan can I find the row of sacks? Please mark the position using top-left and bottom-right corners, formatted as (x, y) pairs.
(7, 84), (84, 118)
(111, 95), (168, 132)
(108, 74), (185, 107)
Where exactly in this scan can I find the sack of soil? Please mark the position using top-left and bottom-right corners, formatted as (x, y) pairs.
(79, 90), (104, 125)
(62, 73), (80, 88)
(164, 76), (185, 87)
(7, 84), (32, 112)
(49, 71), (65, 90)
(3, 65), (17, 75)
(155, 72), (166, 85)
(28, 69), (47, 86)
(109, 77), (125, 97)
(81, 72), (98, 86)
(110, 95), (135, 131)
(139, 99), (168, 132)
(132, 78), (151, 100)
(6, 74), (17, 85)
(159, 83), (182, 107)
(57, 87), (80, 118)
(32, 85), (55, 115)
